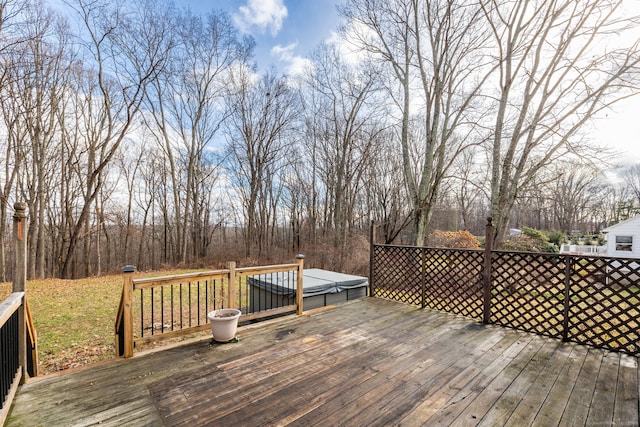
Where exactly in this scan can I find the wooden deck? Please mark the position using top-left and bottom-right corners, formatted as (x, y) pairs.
(6, 298), (640, 426)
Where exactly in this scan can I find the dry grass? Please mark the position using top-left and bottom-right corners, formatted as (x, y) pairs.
(1, 275), (121, 373)
(0, 269), (199, 375)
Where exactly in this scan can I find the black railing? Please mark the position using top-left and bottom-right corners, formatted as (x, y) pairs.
(245, 270), (298, 313)
(138, 275), (224, 338)
(0, 292), (37, 425)
(1, 305), (20, 413)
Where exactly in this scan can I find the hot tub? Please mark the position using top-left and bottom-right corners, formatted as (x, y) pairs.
(247, 268), (368, 311)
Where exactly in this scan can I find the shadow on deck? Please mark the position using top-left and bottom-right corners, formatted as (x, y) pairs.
(7, 298), (639, 426)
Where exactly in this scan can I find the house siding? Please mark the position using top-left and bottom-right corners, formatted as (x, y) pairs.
(603, 216), (640, 259)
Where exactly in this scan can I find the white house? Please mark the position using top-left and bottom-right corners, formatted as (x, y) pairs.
(601, 216), (640, 283)
(602, 215), (640, 259)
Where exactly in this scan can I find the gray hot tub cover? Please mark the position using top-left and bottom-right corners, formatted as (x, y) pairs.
(247, 268), (368, 297)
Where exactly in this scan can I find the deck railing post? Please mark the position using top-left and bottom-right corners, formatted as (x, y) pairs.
(296, 254), (305, 315)
(562, 256), (572, 342)
(420, 248), (427, 309)
(13, 203), (28, 382)
(227, 261), (236, 309)
(483, 217), (495, 324)
(369, 221), (375, 297)
(13, 203), (27, 293)
(122, 265), (135, 358)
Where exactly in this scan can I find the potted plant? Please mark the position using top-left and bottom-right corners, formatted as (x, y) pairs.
(207, 308), (241, 342)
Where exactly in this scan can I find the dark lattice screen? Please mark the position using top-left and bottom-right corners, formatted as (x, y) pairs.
(371, 244), (640, 357)
(490, 252), (566, 339)
(422, 248), (484, 319)
(567, 257), (640, 355)
(372, 245), (423, 306)
(371, 245), (483, 319)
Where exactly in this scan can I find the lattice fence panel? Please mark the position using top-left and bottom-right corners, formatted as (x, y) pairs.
(490, 252), (566, 339)
(422, 248), (484, 320)
(567, 256), (640, 355)
(372, 243), (640, 357)
(372, 245), (422, 306)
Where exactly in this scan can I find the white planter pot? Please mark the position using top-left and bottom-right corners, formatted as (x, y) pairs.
(207, 309), (241, 342)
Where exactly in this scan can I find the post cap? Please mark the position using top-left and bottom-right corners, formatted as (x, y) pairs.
(121, 265), (136, 273)
(13, 202), (27, 217)
(295, 254), (305, 259)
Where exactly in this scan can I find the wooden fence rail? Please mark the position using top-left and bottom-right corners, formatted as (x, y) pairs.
(115, 255), (305, 358)
(370, 219), (640, 357)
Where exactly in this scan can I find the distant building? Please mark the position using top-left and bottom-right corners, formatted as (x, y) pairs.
(602, 215), (640, 259)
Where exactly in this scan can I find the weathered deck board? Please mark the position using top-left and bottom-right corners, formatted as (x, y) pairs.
(6, 298), (640, 426)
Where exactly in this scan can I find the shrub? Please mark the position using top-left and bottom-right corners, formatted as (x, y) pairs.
(503, 227), (558, 253)
(501, 235), (547, 252)
(427, 230), (481, 249)
(544, 229), (566, 247)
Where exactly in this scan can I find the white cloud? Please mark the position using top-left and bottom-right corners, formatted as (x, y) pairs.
(326, 23), (371, 65)
(233, 0), (288, 36)
(271, 43), (313, 77)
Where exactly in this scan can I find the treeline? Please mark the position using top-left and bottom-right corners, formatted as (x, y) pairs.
(1, 0), (639, 280)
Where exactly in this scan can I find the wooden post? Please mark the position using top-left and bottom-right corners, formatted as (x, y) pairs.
(122, 265), (135, 358)
(13, 203), (28, 382)
(369, 221), (375, 297)
(562, 256), (572, 342)
(13, 203), (27, 293)
(227, 261), (236, 309)
(296, 254), (305, 315)
(483, 217), (495, 324)
(420, 248), (427, 309)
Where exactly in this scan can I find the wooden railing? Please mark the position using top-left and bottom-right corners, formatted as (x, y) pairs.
(0, 293), (38, 426)
(1, 203), (38, 425)
(115, 255), (305, 358)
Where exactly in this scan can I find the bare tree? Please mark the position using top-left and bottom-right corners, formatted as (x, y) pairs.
(0, 0), (76, 279)
(452, 148), (487, 233)
(341, 0), (492, 246)
(56, 0), (171, 278)
(302, 42), (384, 260)
(11, 4), (71, 278)
(622, 164), (640, 205)
(144, 8), (252, 264)
(483, 0), (640, 245)
(363, 131), (412, 244)
(548, 162), (603, 233)
(225, 70), (298, 258)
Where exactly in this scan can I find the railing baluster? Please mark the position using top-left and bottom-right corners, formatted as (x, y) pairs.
(170, 284), (174, 331)
(151, 287), (155, 336)
(205, 279), (209, 318)
(179, 283), (183, 329)
(270, 272), (274, 310)
(140, 289), (144, 338)
(161, 286), (164, 334)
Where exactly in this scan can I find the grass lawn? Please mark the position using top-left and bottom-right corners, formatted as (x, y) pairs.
(0, 269), (199, 375)
(1, 275), (122, 374)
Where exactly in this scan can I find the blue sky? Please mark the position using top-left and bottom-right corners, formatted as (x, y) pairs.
(182, 0), (343, 75)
